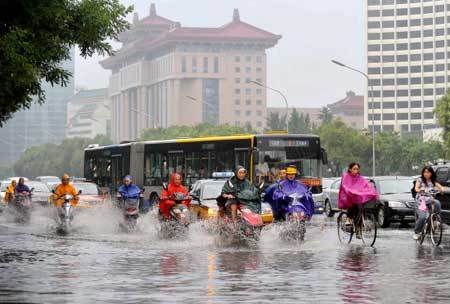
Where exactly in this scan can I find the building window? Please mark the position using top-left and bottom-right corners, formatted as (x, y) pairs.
(397, 78), (408, 85)
(368, 68), (381, 75)
(436, 52), (445, 60)
(396, 55), (407, 62)
(235, 67), (241, 73)
(369, 56), (381, 63)
(235, 89), (241, 95)
(423, 30), (433, 38)
(423, 18), (433, 26)
(401, 125), (409, 132)
(370, 79), (381, 86)
(435, 5), (444, 12)
(382, 44), (394, 51)
(383, 90), (395, 97)
(397, 66), (408, 73)
(235, 99), (240, 105)
(256, 56), (262, 63)
(368, 0), (380, 5)
(409, 42), (421, 50)
(396, 43), (408, 51)
(436, 76), (445, 83)
(424, 65), (433, 72)
(424, 89), (434, 96)
(410, 54), (421, 61)
(246, 67), (251, 73)
(245, 110), (251, 117)
(256, 88), (262, 95)
(410, 66), (421, 73)
(235, 78), (241, 84)
(256, 99), (262, 106)
(436, 87), (445, 95)
(397, 90), (408, 97)
(245, 56), (252, 62)
(245, 99), (251, 105)
(368, 21), (380, 29)
(423, 41), (433, 49)
(382, 79), (395, 86)
(256, 67), (262, 73)
(397, 113), (408, 120)
(382, 67), (395, 74)
(396, 8), (408, 16)
(411, 89), (421, 96)
(436, 28), (445, 36)
(409, 7), (421, 15)
(423, 6), (433, 14)
(192, 57), (197, 73)
(182, 56), (187, 73)
(368, 33), (380, 40)
(424, 112), (434, 119)
(384, 125), (394, 132)
(423, 77), (433, 84)
(368, 102), (381, 109)
(383, 113), (395, 120)
(435, 17), (445, 25)
(235, 56), (240, 62)
(424, 100), (434, 108)
(410, 19), (421, 26)
(436, 40), (445, 48)
(411, 113), (421, 120)
(397, 20), (408, 27)
(256, 110), (262, 117)
(368, 114), (381, 121)
(235, 110), (241, 116)
(411, 101), (422, 108)
(368, 44), (380, 52)
(423, 53), (434, 61)
(410, 31), (421, 38)
(397, 32), (408, 39)
(256, 121), (262, 128)
(383, 102), (395, 109)
(410, 77), (421, 85)
(245, 88), (251, 95)
(203, 57), (208, 73)
(214, 57), (219, 73)
(397, 101), (408, 108)
(382, 9), (394, 16)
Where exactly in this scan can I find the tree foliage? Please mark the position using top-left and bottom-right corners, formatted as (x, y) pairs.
(288, 108), (312, 134)
(266, 111), (287, 131)
(318, 106), (333, 124)
(140, 124), (252, 141)
(13, 135), (112, 178)
(0, 0), (133, 126)
(316, 119), (446, 177)
(435, 90), (450, 156)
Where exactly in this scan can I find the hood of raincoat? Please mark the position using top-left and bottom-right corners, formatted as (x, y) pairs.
(118, 183), (141, 199)
(338, 172), (379, 209)
(167, 173), (188, 196)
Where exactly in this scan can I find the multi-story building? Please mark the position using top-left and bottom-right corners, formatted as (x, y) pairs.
(66, 88), (111, 139)
(328, 91), (364, 129)
(0, 50), (74, 166)
(365, 0), (446, 133)
(101, 3), (281, 142)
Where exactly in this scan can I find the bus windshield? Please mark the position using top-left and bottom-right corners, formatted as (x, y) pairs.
(255, 149), (320, 183)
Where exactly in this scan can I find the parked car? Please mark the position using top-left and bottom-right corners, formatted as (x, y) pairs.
(323, 178), (341, 217)
(432, 161), (450, 223)
(190, 178), (273, 224)
(316, 177), (338, 216)
(370, 176), (416, 228)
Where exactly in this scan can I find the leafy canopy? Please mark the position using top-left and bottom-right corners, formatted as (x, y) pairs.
(0, 0), (132, 126)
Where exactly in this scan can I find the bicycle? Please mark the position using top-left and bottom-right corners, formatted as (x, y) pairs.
(337, 204), (377, 247)
(416, 189), (443, 247)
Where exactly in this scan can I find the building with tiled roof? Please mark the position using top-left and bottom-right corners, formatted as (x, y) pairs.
(101, 3), (281, 142)
(328, 91), (364, 129)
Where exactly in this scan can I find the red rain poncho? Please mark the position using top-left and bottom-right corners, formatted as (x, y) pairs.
(159, 173), (191, 219)
(338, 172), (379, 209)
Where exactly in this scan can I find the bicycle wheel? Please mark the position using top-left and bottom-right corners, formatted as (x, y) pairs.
(430, 214), (443, 247)
(360, 211), (377, 247)
(417, 221), (427, 245)
(337, 212), (353, 244)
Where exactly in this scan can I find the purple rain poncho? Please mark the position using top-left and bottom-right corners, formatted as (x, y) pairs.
(272, 179), (315, 218)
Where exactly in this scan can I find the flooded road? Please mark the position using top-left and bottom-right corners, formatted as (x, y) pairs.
(1, 206), (450, 303)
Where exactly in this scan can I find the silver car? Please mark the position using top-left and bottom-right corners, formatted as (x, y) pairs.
(323, 178), (341, 217)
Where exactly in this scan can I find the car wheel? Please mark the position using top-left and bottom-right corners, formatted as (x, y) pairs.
(324, 200), (334, 217)
(377, 205), (390, 228)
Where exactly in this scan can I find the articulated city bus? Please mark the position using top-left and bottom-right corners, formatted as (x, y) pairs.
(84, 134), (327, 205)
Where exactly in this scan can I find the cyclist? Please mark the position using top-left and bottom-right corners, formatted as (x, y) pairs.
(413, 166), (444, 240)
(338, 163), (378, 229)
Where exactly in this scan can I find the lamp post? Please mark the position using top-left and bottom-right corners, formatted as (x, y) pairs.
(249, 80), (289, 133)
(331, 59), (376, 176)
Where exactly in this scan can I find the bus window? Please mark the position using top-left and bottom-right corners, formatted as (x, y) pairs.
(216, 150), (234, 172)
(168, 152), (184, 176)
(235, 149), (249, 171)
(144, 152), (166, 186)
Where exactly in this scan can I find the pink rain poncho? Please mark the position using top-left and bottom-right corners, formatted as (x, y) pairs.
(338, 172), (379, 209)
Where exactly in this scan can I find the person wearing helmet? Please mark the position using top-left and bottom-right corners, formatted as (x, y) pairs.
(272, 166), (315, 220)
(52, 174), (79, 207)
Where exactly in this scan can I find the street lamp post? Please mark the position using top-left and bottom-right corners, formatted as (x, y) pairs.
(249, 80), (289, 133)
(331, 59), (376, 176)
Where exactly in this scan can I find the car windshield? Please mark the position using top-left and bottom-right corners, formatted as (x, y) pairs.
(378, 179), (412, 195)
(73, 183), (99, 195)
(201, 182), (224, 200)
(26, 182), (50, 193)
(39, 177), (60, 183)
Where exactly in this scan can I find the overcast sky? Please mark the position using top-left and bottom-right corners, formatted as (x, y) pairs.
(75, 0), (364, 108)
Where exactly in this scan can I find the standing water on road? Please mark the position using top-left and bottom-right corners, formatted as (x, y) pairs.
(1, 206), (450, 303)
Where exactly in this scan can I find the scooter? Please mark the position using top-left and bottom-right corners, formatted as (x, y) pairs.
(55, 191), (81, 235)
(116, 191), (143, 232)
(13, 189), (34, 223)
(160, 192), (191, 239)
(277, 191), (313, 241)
(218, 181), (264, 244)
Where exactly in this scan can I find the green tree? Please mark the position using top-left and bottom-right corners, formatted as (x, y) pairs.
(435, 90), (450, 156)
(140, 124), (252, 141)
(288, 109), (312, 134)
(0, 0), (132, 126)
(318, 106), (333, 125)
(13, 134), (112, 178)
(266, 112), (287, 131)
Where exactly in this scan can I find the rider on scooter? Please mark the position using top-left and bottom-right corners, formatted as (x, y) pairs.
(4, 179), (16, 205)
(52, 174), (79, 207)
(117, 175), (141, 205)
(219, 166), (254, 224)
(272, 166), (315, 220)
(159, 173), (192, 220)
(15, 178), (31, 196)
